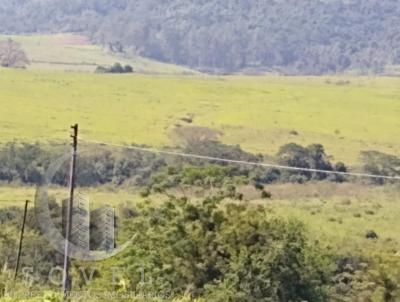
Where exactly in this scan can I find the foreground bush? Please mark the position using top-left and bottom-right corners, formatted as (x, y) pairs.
(120, 197), (332, 301)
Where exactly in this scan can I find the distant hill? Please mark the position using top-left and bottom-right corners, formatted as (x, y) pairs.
(0, 33), (197, 74)
(1, 0), (400, 75)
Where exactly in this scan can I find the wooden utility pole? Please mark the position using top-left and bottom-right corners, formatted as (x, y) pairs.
(62, 124), (78, 299)
(14, 199), (29, 281)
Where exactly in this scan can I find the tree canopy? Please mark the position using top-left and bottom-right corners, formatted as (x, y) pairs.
(1, 0), (399, 74)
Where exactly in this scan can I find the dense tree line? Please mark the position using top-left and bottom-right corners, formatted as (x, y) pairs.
(1, 0), (400, 74)
(0, 142), (164, 186)
(0, 141), (397, 189)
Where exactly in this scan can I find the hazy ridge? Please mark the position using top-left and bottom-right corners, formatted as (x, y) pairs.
(1, 0), (400, 74)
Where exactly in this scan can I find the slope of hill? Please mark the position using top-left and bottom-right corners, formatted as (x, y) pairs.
(1, 0), (400, 74)
(0, 33), (198, 74)
(0, 67), (399, 164)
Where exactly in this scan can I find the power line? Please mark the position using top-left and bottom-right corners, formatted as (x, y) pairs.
(78, 138), (400, 181)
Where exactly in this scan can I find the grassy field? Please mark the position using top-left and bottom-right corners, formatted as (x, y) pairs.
(0, 33), (196, 74)
(259, 184), (400, 256)
(2, 183), (399, 258)
(0, 67), (399, 164)
(0, 186), (149, 208)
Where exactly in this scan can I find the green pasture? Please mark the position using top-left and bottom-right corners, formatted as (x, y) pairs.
(0, 67), (399, 164)
(260, 184), (400, 257)
(0, 186), (145, 208)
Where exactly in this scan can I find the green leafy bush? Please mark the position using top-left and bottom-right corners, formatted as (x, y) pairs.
(120, 197), (332, 301)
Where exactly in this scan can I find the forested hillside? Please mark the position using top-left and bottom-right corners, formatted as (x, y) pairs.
(1, 0), (400, 73)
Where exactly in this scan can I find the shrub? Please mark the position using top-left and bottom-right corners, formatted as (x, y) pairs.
(110, 62), (124, 73)
(261, 190), (272, 199)
(95, 65), (108, 73)
(124, 64), (134, 73)
(120, 198), (332, 301)
(277, 143), (335, 182)
(331, 162), (348, 182)
(361, 151), (400, 184)
(365, 230), (378, 239)
(254, 182), (264, 191)
(95, 62), (134, 74)
(251, 168), (281, 184)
